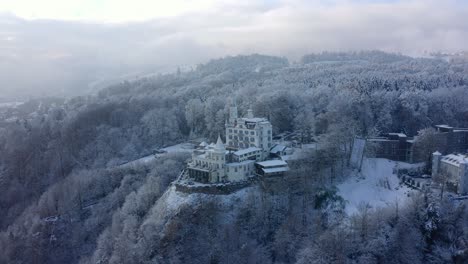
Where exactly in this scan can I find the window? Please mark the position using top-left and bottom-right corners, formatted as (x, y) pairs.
(235, 167), (238, 172)
(268, 130), (271, 134)
(229, 129), (232, 133)
(251, 131), (254, 135)
(244, 131), (248, 134)
(250, 137), (254, 142)
(234, 130), (237, 133)
(229, 135), (232, 139)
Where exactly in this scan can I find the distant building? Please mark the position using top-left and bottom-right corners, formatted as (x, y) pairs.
(431, 125), (468, 154)
(269, 144), (292, 158)
(367, 133), (412, 162)
(186, 101), (288, 183)
(432, 152), (468, 195)
(362, 125), (468, 163)
(255, 160), (289, 177)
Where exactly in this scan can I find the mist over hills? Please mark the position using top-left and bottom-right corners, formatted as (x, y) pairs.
(0, 52), (467, 263)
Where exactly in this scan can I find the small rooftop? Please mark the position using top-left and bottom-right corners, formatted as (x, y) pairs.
(441, 154), (468, 167)
(435, 124), (455, 133)
(270, 144), (287, 153)
(256, 159), (288, 167)
(388, 133), (407, 138)
(436, 124), (453, 129)
(241, 117), (268, 123)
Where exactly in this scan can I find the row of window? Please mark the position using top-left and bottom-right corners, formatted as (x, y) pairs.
(231, 142), (257, 148)
(228, 129), (256, 135)
(228, 135), (256, 142)
(194, 160), (224, 169)
(227, 129), (272, 135)
(238, 150), (261, 158)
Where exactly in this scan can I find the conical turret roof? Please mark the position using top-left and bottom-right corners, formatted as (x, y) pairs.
(215, 135), (225, 151)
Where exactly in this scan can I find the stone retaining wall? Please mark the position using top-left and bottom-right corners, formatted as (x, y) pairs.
(175, 180), (255, 195)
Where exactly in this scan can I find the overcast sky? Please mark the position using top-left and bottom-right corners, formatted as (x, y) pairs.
(1, 0), (467, 99)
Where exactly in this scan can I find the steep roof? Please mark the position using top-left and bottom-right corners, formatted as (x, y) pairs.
(214, 135), (225, 151)
(270, 144), (287, 154)
(441, 154), (468, 167)
(256, 159), (288, 167)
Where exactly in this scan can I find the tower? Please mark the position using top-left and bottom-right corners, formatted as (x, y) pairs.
(229, 98), (238, 125)
(432, 151), (442, 179)
(211, 135), (226, 182)
(247, 108), (254, 119)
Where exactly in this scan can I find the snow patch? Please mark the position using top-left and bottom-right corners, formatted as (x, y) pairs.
(338, 158), (415, 216)
(162, 143), (195, 153)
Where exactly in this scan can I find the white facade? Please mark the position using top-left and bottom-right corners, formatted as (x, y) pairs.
(187, 102), (278, 183)
(432, 152), (468, 195)
(188, 136), (227, 183)
(225, 105), (272, 160)
(226, 160), (256, 182)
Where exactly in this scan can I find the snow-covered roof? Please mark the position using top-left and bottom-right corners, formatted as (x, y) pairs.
(388, 133), (407, 137)
(441, 154), (468, 167)
(214, 135), (225, 151)
(433, 151), (442, 155)
(256, 160), (288, 167)
(234, 147), (261, 156)
(199, 141), (208, 147)
(242, 117), (268, 123)
(270, 144), (287, 153)
(262, 167), (289, 174)
(436, 124), (453, 129)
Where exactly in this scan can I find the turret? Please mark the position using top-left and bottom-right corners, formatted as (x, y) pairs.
(214, 135), (225, 152)
(432, 151), (442, 179)
(246, 109), (254, 119)
(229, 98), (238, 124)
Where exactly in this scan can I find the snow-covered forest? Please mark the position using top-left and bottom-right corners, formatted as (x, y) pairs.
(1, 52), (468, 263)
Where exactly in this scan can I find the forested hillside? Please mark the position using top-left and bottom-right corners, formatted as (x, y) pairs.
(1, 52), (467, 263)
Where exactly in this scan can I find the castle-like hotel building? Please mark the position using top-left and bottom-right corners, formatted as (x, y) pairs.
(187, 102), (287, 183)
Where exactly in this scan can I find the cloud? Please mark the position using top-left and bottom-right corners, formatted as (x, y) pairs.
(0, 0), (467, 98)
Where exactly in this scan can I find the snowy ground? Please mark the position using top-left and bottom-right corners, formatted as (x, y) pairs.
(161, 142), (195, 153)
(338, 158), (416, 216)
(143, 185), (258, 230)
(118, 142), (195, 168)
